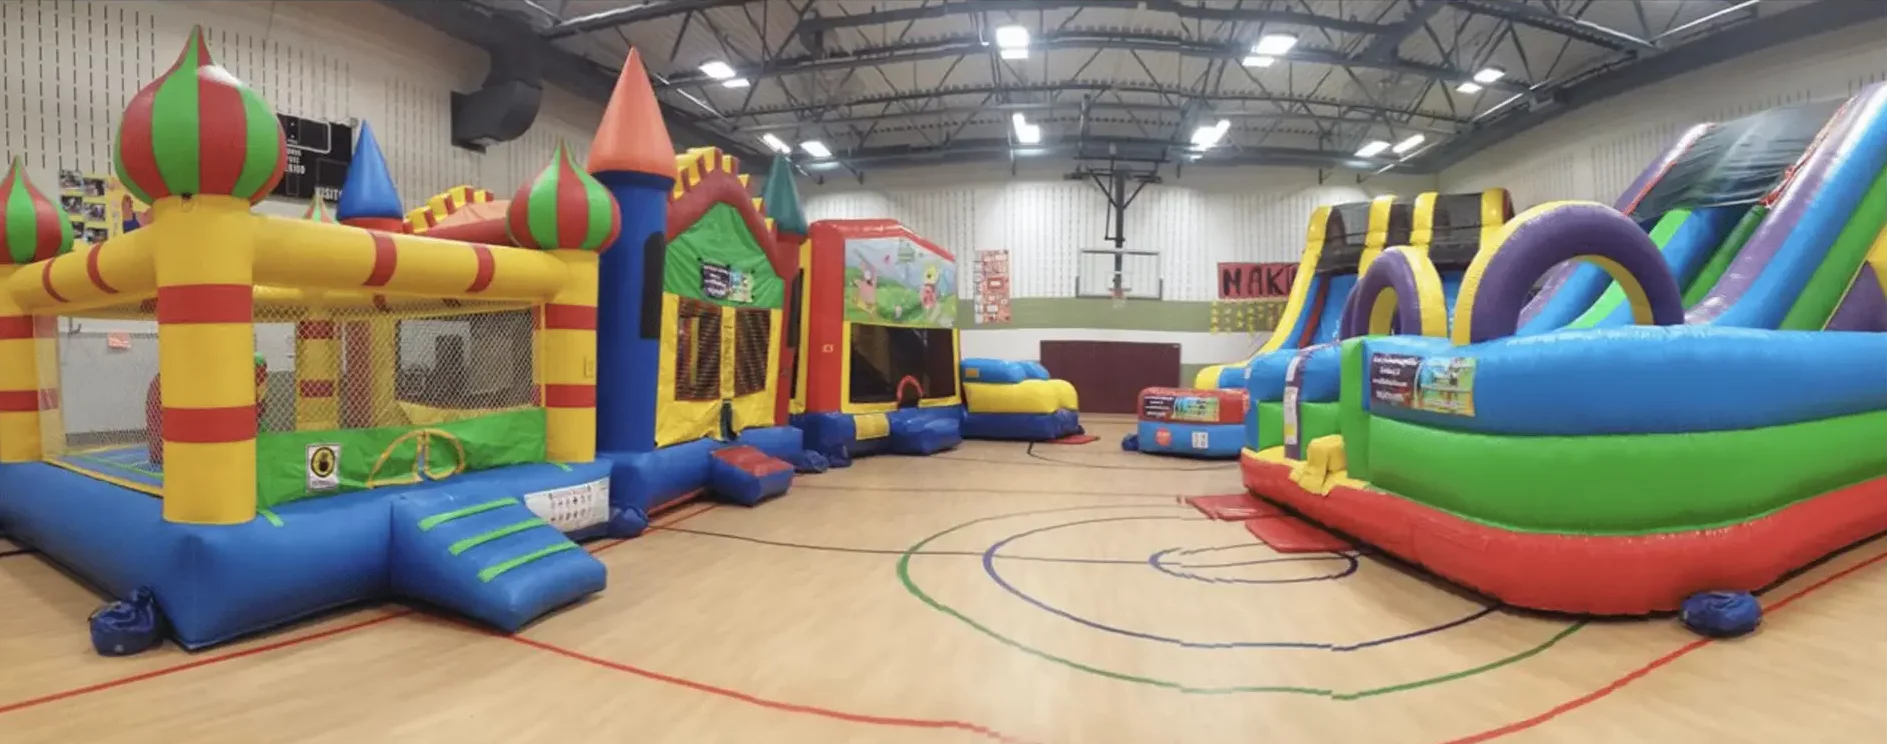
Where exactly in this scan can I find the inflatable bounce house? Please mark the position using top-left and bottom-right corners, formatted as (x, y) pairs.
(1239, 87), (1887, 615)
(791, 219), (965, 462)
(788, 220), (1081, 463)
(0, 34), (804, 650)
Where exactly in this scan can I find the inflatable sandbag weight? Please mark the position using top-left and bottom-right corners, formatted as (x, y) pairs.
(90, 586), (165, 656)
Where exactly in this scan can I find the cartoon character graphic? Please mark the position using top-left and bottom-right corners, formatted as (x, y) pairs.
(919, 265), (940, 312)
(852, 264), (878, 313)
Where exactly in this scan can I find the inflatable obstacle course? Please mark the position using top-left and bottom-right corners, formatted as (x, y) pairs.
(1239, 85), (1887, 614)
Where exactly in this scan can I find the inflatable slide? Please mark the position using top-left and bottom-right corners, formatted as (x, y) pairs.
(1241, 84), (1887, 615)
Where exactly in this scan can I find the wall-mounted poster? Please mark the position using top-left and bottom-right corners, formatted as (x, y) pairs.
(975, 249), (1010, 324)
(843, 234), (957, 328)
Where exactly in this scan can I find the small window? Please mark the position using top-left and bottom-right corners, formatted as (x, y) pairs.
(675, 298), (722, 402)
(732, 309), (771, 397)
(641, 235), (667, 340)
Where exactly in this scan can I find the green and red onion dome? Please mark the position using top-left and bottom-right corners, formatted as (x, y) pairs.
(0, 156), (75, 265)
(115, 26), (287, 206)
(506, 142), (621, 252)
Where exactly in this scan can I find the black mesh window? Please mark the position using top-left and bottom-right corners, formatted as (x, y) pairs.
(641, 235), (667, 340)
(848, 325), (957, 407)
(675, 298), (722, 402)
(733, 309), (771, 396)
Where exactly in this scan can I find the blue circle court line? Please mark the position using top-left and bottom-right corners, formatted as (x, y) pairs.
(978, 514), (1499, 651)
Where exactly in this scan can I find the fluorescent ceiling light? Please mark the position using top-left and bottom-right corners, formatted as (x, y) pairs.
(699, 61), (737, 80)
(994, 25), (1030, 49)
(1472, 67), (1505, 84)
(1455, 81), (1483, 94)
(1012, 113), (1041, 144)
(1252, 33), (1298, 56)
(760, 133), (791, 154)
(1191, 119), (1231, 150)
(1355, 140), (1391, 158)
(801, 140), (832, 158)
(1000, 48), (1029, 60)
(1242, 55), (1276, 68)
(721, 77), (750, 88)
(1391, 134), (1425, 154)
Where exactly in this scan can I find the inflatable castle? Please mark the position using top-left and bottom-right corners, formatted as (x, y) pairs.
(1217, 89), (1887, 614)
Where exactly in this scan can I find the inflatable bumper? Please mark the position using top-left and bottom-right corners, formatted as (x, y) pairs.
(1132, 387), (1247, 459)
(959, 358), (1082, 442)
(0, 459), (612, 648)
(792, 407), (963, 462)
(599, 425), (804, 535)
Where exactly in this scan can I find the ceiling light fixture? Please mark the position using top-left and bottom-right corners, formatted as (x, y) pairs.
(1242, 55), (1277, 68)
(699, 61), (737, 80)
(1252, 33), (1298, 56)
(1391, 134), (1425, 155)
(760, 133), (791, 154)
(1355, 140), (1391, 158)
(995, 25), (1031, 49)
(1000, 48), (1029, 60)
(721, 78), (751, 88)
(1455, 81), (1483, 94)
(1472, 67), (1506, 84)
(801, 140), (832, 158)
(1191, 119), (1231, 150)
(1013, 113), (1042, 144)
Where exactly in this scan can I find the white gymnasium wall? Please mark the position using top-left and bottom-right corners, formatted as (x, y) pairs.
(801, 163), (1435, 367)
(1440, 17), (1887, 208)
(0, 0), (606, 433)
(803, 164), (1434, 302)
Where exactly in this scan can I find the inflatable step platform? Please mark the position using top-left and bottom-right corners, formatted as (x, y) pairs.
(390, 489), (607, 631)
(708, 445), (794, 506)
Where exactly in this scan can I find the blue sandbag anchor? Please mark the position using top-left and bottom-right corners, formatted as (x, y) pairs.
(1121, 433), (1139, 451)
(90, 587), (165, 656)
(1680, 590), (1761, 638)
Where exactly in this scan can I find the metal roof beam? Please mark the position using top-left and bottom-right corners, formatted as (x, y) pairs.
(1418, 0), (1887, 170)
(739, 101), (1459, 136)
(1445, 0), (1659, 52)
(541, 0), (759, 39)
(659, 30), (1527, 91)
(1361, 1), (1445, 61)
(809, 135), (1399, 171)
(797, 0), (1394, 39)
(379, 0), (769, 162)
(733, 81), (1470, 125)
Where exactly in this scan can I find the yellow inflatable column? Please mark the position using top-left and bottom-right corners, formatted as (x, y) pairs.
(541, 251), (598, 462)
(0, 268), (45, 463)
(294, 308), (341, 430)
(151, 197), (259, 525)
(504, 141), (613, 463)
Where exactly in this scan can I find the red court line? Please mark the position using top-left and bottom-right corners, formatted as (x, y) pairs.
(1442, 548), (1887, 744)
(0, 610), (411, 717)
(509, 633), (1034, 744)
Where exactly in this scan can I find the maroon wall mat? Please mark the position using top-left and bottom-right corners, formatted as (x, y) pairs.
(1039, 340), (1181, 414)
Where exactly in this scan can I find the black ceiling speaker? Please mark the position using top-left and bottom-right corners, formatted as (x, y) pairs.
(451, 22), (544, 152)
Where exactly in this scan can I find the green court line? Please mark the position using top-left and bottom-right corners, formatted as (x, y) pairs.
(478, 542), (579, 582)
(895, 504), (1589, 697)
(258, 509), (284, 527)
(450, 518), (548, 555)
(419, 498), (519, 531)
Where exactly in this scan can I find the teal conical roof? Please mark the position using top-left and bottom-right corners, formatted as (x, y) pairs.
(759, 154), (807, 236)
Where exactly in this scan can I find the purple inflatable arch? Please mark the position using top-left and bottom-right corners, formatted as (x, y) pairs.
(1454, 203), (1685, 344)
(1341, 248), (1438, 339)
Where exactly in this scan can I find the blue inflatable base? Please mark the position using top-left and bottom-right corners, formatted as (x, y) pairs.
(599, 426), (805, 535)
(0, 459), (613, 649)
(1133, 420), (1243, 458)
(960, 409), (1083, 441)
(792, 407), (963, 464)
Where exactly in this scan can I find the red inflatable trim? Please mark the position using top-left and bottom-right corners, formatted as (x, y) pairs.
(1241, 453), (1887, 614)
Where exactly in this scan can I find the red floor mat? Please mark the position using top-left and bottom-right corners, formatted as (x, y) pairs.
(1185, 493), (1283, 520)
(1044, 434), (1099, 445)
(1244, 515), (1351, 553)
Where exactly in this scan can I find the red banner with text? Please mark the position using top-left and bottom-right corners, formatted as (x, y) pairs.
(1216, 262), (1298, 300)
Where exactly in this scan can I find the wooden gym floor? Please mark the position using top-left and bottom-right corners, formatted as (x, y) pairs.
(2, 416), (1884, 743)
